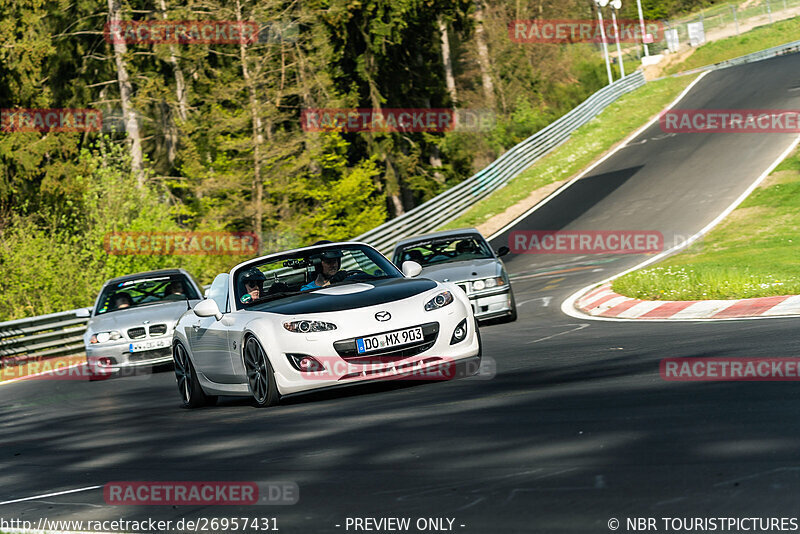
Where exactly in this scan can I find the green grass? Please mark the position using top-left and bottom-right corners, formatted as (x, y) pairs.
(439, 74), (699, 231)
(612, 145), (800, 301)
(665, 15), (800, 75)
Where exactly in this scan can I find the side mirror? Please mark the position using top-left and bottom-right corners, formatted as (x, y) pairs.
(496, 246), (510, 257)
(75, 307), (91, 318)
(402, 261), (422, 278)
(194, 299), (223, 321)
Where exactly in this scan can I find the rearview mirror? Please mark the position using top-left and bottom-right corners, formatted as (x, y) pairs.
(75, 307), (91, 318)
(496, 246), (510, 257)
(402, 261), (422, 278)
(194, 299), (223, 321)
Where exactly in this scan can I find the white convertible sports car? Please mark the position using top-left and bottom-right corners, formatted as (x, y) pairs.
(172, 241), (482, 408)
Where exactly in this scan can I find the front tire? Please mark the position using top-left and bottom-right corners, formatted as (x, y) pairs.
(243, 336), (280, 408)
(173, 342), (216, 408)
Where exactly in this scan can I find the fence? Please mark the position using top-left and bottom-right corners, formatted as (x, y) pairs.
(651, 0), (800, 56)
(4, 35), (800, 372)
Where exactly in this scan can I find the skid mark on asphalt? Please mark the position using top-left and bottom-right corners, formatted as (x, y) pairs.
(541, 277), (564, 292)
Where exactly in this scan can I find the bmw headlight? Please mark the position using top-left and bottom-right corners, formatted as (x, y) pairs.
(474, 277), (505, 291)
(424, 291), (453, 311)
(283, 320), (337, 333)
(90, 331), (122, 344)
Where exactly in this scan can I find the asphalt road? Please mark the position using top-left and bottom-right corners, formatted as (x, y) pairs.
(2, 54), (800, 534)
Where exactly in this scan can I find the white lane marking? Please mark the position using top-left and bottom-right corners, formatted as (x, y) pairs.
(0, 362), (86, 387)
(518, 296), (553, 307)
(0, 485), (102, 506)
(562, 131), (800, 322)
(670, 300), (737, 319)
(527, 323), (589, 344)
(487, 71), (711, 243)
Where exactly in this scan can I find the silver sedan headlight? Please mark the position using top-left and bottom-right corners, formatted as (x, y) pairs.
(474, 277), (505, 291)
(89, 331), (122, 344)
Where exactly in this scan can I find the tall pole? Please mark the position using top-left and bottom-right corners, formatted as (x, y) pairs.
(597, 8), (613, 85)
(636, 0), (649, 57)
(612, 9), (625, 78)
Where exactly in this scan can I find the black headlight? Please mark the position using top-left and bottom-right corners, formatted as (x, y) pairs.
(283, 320), (337, 333)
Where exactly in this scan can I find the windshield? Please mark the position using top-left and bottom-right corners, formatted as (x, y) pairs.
(233, 244), (402, 308)
(95, 274), (199, 315)
(395, 235), (493, 267)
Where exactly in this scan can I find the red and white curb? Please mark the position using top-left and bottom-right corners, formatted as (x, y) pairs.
(577, 283), (800, 320)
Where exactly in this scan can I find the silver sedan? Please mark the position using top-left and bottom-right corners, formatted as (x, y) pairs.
(392, 228), (517, 323)
(80, 268), (203, 380)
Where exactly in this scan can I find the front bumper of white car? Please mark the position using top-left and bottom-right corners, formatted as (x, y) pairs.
(260, 288), (481, 396)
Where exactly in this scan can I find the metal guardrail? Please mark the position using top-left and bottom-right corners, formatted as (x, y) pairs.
(355, 71), (646, 254)
(0, 309), (89, 369)
(4, 37), (800, 369)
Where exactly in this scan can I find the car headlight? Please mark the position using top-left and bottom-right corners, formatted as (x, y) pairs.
(283, 320), (337, 333)
(90, 331), (122, 344)
(424, 291), (453, 311)
(474, 277), (505, 291)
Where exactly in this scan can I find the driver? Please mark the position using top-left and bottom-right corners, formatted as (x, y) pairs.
(301, 249), (344, 291)
(240, 268), (266, 303)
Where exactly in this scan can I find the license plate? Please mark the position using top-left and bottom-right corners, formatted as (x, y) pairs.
(356, 327), (424, 354)
(129, 338), (171, 353)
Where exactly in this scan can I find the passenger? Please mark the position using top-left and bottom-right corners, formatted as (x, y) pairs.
(164, 280), (186, 300)
(240, 268), (266, 303)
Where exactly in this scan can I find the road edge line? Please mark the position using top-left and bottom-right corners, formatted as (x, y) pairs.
(561, 132), (800, 322)
(488, 70), (710, 242)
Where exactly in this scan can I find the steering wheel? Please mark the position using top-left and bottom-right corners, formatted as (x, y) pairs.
(330, 270), (366, 283)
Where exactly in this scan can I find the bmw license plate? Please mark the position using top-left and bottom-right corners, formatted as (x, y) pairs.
(356, 327), (424, 354)
(129, 338), (171, 353)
